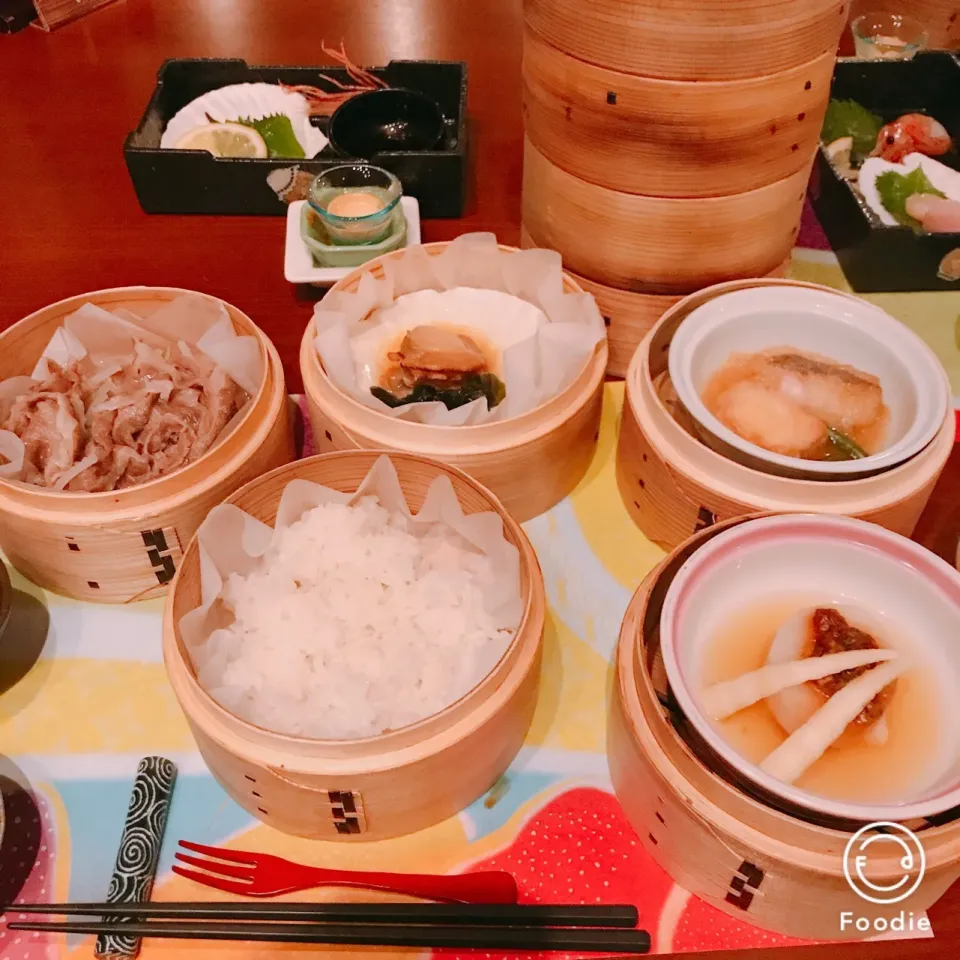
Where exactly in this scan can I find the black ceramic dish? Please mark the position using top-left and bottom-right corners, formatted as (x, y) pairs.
(124, 59), (468, 218)
(329, 88), (445, 158)
(810, 51), (960, 293)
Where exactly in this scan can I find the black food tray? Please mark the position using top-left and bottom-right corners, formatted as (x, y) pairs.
(124, 58), (468, 219)
(809, 51), (960, 292)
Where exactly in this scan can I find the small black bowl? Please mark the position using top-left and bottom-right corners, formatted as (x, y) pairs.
(329, 88), (445, 159)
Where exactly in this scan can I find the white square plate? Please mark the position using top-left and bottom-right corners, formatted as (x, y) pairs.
(283, 197), (422, 287)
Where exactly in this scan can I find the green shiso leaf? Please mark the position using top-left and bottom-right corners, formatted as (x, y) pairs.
(371, 373), (507, 412)
(825, 426), (866, 461)
(875, 167), (946, 229)
(821, 99), (883, 157)
(237, 114), (305, 159)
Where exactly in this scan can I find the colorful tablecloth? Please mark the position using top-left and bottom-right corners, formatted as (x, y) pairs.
(0, 239), (948, 960)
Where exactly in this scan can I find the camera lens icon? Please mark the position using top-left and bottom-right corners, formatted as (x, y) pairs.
(843, 822), (926, 905)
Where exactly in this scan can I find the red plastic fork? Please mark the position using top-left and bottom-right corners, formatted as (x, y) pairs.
(173, 841), (519, 904)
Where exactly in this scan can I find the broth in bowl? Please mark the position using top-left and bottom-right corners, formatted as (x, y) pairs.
(659, 514), (960, 822)
(701, 597), (942, 805)
(666, 285), (950, 480)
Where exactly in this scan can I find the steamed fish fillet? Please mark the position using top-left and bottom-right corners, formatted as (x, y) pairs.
(759, 659), (906, 784)
(702, 648), (898, 720)
(761, 352), (884, 434)
(710, 380), (828, 457)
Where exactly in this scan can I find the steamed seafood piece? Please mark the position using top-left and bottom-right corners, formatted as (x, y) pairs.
(702, 348), (887, 460)
(384, 325), (489, 391)
(4, 343), (247, 492)
(346, 286), (551, 416)
(373, 324), (506, 412)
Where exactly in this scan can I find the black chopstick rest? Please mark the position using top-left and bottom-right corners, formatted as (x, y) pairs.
(95, 757), (177, 959)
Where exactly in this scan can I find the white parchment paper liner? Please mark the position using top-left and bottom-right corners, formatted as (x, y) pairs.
(179, 454), (524, 713)
(312, 232), (606, 425)
(0, 294), (265, 485)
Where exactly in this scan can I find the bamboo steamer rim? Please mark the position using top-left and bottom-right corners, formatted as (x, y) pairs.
(0, 286), (281, 520)
(299, 242), (608, 452)
(627, 277), (954, 511)
(163, 450), (544, 769)
(521, 140), (808, 293)
(523, 0), (849, 81)
(524, 24), (838, 93)
(0, 559), (11, 642)
(524, 135), (811, 208)
(617, 518), (960, 875)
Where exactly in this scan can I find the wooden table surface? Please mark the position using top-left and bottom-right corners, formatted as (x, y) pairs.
(0, 2), (958, 958)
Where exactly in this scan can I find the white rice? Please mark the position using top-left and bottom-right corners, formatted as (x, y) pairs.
(193, 496), (515, 740)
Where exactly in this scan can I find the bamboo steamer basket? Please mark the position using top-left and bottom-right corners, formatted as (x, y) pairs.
(299, 242), (607, 523)
(608, 516), (960, 940)
(615, 278), (954, 551)
(848, 0), (959, 50)
(524, 0), (850, 81)
(163, 451), (545, 841)
(519, 226), (791, 377)
(521, 138), (808, 293)
(0, 288), (295, 603)
(522, 27), (836, 198)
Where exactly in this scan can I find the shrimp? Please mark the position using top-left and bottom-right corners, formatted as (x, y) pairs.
(871, 113), (953, 163)
(280, 41), (388, 116)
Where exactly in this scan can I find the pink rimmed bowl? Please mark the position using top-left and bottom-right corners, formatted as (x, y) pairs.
(658, 514), (960, 822)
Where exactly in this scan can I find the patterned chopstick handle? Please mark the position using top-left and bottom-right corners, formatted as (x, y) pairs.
(95, 756), (177, 959)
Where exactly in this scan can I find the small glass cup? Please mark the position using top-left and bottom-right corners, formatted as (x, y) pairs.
(851, 12), (928, 61)
(307, 164), (402, 246)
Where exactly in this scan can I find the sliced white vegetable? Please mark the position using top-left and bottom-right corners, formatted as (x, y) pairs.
(759, 659), (905, 784)
(702, 648), (898, 720)
(52, 453), (99, 491)
(766, 608), (823, 733)
(859, 153), (960, 226)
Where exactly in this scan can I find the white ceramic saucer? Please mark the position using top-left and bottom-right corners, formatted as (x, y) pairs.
(284, 197), (422, 287)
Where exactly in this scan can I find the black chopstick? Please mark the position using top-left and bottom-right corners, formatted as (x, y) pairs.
(7, 900), (638, 928)
(6, 919), (652, 953)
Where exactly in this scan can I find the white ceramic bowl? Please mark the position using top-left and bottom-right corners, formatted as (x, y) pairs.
(667, 287), (950, 479)
(659, 514), (960, 823)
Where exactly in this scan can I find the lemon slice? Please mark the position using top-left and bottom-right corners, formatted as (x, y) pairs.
(175, 122), (268, 158)
(825, 136), (856, 181)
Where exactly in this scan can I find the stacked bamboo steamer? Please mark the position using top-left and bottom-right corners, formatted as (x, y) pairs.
(521, 0), (851, 376)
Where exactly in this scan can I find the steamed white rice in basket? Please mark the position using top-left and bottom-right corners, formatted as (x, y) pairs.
(192, 494), (516, 740)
